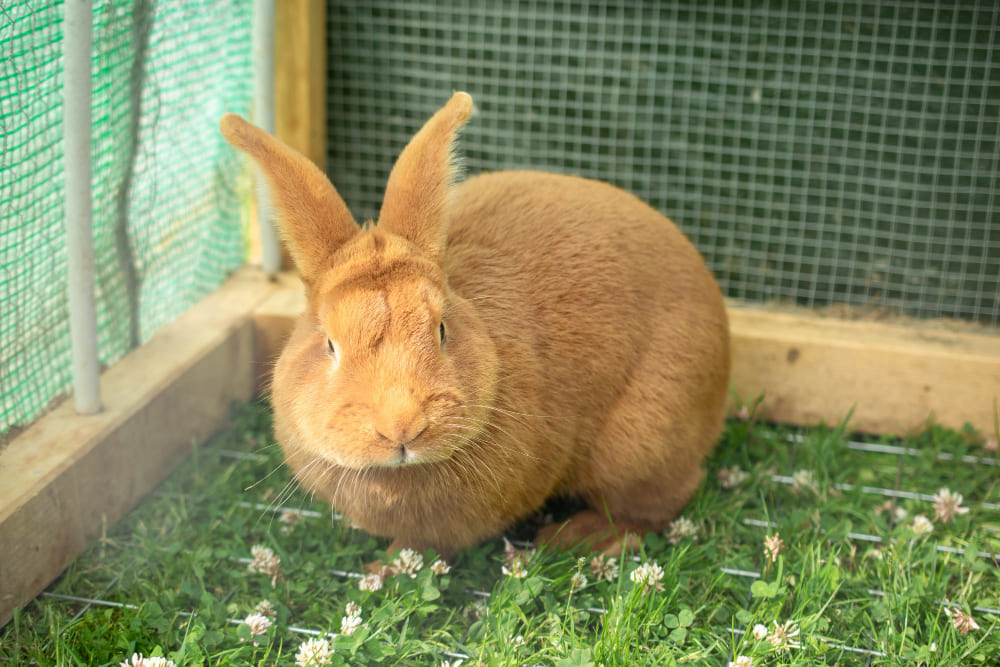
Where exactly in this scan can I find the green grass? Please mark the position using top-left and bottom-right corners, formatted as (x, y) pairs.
(2, 400), (998, 666)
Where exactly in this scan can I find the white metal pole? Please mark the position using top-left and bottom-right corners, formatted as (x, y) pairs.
(253, 0), (282, 275)
(63, 0), (101, 414)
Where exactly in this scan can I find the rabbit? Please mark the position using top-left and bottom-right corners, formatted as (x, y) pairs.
(220, 91), (730, 560)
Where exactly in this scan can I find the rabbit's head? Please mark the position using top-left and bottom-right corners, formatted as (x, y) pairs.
(221, 93), (500, 472)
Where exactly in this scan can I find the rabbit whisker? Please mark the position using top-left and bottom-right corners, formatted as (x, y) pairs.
(446, 415), (544, 462)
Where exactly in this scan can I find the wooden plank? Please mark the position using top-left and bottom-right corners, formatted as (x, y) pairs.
(251, 272), (307, 393)
(729, 306), (1000, 435)
(0, 268), (279, 627)
(275, 0), (326, 169)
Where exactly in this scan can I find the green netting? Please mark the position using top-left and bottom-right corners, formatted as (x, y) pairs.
(1, 1), (253, 439)
(326, 0), (999, 324)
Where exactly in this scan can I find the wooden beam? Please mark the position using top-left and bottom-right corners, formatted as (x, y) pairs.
(0, 268), (282, 627)
(251, 272), (306, 393)
(275, 0), (326, 169)
(729, 305), (1000, 435)
(267, 0), (326, 271)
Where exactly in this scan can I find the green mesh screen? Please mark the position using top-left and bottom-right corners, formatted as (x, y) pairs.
(1, 1), (253, 439)
(326, 1), (999, 324)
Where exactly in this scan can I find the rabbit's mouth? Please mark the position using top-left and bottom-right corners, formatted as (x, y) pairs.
(372, 435), (449, 468)
(326, 424), (469, 470)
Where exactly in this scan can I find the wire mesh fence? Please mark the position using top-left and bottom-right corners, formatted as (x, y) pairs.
(326, 0), (999, 325)
(0, 1), (254, 440)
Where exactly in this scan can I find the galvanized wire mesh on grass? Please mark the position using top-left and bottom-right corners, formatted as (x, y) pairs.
(0, 1), (253, 439)
(26, 423), (1000, 663)
(326, 0), (1000, 324)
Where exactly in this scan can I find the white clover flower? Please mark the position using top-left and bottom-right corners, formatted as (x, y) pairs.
(763, 533), (784, 562)
(630, 562), (665, 593)
(438, 660), (464, 667)
(501, 537), (532, 578)
(248, 544), (282, 586)
(254, 599), (276, 619)
(933, 488), (970, 523)
(911, 514), (934, 535)
(589, 554), (619, 582)
(279, 509), (305, 533)
(390, 548), (424, 578)
(295, 637), (334, 666)
(751, 623), (769, 640)
(340, 614), (363, 636)
(767, 619), (801, 653)
(502, 559), (528, 579)
(666, 516), (698, 544)
(340, 601), (364, 635)
(728, 657), (753, 667)
(791, 469), (817, 493)
(120, 655), (177, 667)
(358, 573), (384, 592)
(462, 598), (487, 620)
(430, 559), (451, 575)
(570, 571), (588, 589)
(241, 613), (272, 646)
(945, 607), (980, 634)
(717, 466), (749, 490)
(243, 612), (272, 635)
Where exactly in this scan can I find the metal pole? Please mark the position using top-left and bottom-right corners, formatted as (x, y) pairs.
(63, 0), (101, 414)
(253, 0), (282, 275)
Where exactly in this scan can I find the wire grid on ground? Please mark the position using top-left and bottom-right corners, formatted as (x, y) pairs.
(0, 1), (253, 440)
(326, 0), (1000, 324)
(2, 402), (996, 664)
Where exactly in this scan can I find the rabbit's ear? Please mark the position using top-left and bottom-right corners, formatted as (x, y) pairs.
(220, 114), (358, 285)
(378, 92), (474, 264)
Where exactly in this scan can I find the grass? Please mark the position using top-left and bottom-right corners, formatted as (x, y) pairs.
(2, 399), (998, 666)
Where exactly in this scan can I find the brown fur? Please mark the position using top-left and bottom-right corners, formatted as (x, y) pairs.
(220, 92), (730, 558)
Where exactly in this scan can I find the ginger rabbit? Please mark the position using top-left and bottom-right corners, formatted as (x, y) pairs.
(220, 92), (729, 558)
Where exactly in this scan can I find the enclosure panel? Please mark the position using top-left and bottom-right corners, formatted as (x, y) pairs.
(325, 0), (999, 324)
(0, 1), (254, 440)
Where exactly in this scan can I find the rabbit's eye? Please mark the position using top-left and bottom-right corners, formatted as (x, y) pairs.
(327, 338), (338, 361)
(438, 321), (447, 347)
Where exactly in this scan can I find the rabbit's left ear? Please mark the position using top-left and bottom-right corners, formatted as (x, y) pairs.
(377, 92), (475, 265)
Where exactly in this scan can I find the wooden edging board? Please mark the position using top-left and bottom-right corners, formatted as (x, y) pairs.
(728, 305), (1000, 437)
(2, 270), (998, 626)
(0, 267), (285, 627)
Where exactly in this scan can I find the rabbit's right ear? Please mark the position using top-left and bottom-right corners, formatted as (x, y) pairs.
(220, 114), (358, 285)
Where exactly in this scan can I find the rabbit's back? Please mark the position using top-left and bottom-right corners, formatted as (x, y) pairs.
(447, 170), (728, 379)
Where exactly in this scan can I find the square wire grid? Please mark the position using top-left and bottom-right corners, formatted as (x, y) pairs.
(325, 0), (999, 323)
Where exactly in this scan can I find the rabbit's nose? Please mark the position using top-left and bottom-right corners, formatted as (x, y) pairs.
(375, 411), (429, 446)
